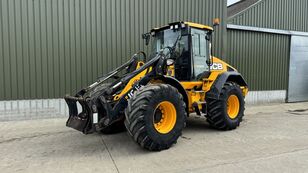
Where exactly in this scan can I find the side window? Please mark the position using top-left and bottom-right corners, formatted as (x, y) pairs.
(192, 32), (207, 57)
(200, 34), (207, 56)
(192, 34), (201, 55)
(191, 29), (209, 78)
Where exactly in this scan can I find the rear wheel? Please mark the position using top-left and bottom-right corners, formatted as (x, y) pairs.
(206, 82), (245, 130)
(124, 84), (186, 151)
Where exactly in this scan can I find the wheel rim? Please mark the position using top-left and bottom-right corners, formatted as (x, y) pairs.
(227, 95), (240, 119)
(153, 101), (177, 134)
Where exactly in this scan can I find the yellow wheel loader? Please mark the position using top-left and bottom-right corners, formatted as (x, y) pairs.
(64, 21), (248, 151)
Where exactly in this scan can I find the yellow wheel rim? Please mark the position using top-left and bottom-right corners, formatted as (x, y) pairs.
(153, 101), (177, 134)
(227, 95), (240, 119)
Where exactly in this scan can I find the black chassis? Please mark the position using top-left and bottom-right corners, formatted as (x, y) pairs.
(64, 51), (171, 134)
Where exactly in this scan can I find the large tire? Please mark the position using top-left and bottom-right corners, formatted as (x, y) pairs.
(206, 82), (245, 130)
(124, 84), (186, 151)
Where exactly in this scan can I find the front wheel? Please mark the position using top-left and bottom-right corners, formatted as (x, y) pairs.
(124, 84), (186, 151)
(206, 82), (245, 130)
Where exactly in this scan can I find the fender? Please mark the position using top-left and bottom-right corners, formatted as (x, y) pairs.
(117, 74), (189, 115)
(206, 71), (248, 99)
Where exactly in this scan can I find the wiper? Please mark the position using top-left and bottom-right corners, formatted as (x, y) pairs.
(161, 34), (182, 59)
(160, 34), (182, 57)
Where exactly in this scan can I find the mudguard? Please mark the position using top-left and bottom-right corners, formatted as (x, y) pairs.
(206, 71), (248, 99)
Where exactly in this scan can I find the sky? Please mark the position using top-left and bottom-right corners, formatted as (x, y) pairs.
(227, 0), (241, 6)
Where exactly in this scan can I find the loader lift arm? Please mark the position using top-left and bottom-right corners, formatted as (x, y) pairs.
(64, 45), (179, 134)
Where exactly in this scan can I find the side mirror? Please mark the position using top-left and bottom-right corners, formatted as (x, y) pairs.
(213, 18), (220, 27)
(142, 33), (151, 46)
(205, 32), (212, 41)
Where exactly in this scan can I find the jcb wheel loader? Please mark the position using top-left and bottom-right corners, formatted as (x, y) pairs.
(64, 21), (248, 151)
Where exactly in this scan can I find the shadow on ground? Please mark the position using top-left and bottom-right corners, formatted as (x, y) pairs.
(22, 115), (218, 159)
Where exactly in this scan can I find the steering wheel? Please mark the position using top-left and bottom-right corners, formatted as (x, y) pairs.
(161, 46), (175, 59)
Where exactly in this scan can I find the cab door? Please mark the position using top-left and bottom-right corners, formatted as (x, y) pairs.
(191, 28), (210, 79)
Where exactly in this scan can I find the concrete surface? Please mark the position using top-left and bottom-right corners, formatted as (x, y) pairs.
(0, 102), (308, 173)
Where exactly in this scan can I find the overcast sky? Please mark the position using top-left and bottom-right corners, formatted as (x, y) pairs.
(227, 0), (241, 6)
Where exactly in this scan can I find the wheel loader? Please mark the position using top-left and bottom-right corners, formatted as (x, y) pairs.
(64, 20), (248, 151)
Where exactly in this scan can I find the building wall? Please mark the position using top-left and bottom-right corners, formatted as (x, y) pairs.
(228, 0), (308, 32)
(227, 0), (308, 93)
(226, 29), (290, 91)
(0, 0), (227, 100)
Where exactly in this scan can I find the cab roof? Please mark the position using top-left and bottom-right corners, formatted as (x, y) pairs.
(151, 21), (213, 32)
(184, 22), (214, 31)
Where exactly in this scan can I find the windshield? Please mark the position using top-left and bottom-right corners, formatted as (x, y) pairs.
(152, 29), (184, 53)
(150, 29), (188, 58)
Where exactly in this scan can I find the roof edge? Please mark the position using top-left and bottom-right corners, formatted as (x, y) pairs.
(228, 0), (263, 20)
(227, 24), (308, 36)
(228, 0), (243, 8)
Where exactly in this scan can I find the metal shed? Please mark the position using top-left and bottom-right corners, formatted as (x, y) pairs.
(227, 0), (308, 103)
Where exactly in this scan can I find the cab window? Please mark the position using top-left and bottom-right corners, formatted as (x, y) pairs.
(191, 28), (209, 79)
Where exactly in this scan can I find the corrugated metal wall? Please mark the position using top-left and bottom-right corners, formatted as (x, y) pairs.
(226, 29), (290, 91)
(0, 0), (227, 100)
(226, 0), (308, 91)
(229, 0), (308, 32)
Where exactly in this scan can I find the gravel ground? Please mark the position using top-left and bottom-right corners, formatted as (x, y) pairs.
(0, 102), (308, 173)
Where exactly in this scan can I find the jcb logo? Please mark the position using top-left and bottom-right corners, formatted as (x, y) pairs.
(126, 84), (143, 100)
(210, 63), (223, 70)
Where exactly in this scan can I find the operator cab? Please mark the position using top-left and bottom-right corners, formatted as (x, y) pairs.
(144, 21), (214, 81)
